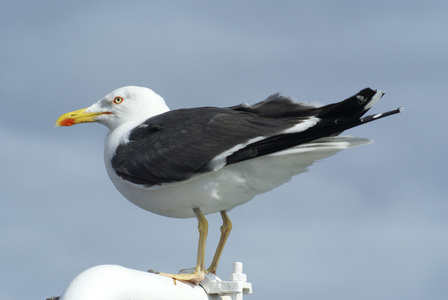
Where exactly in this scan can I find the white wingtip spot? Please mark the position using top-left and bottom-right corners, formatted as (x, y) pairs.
(364, 90), (385, 110)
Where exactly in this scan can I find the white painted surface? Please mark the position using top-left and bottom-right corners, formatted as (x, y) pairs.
(58, 263), (252, 300)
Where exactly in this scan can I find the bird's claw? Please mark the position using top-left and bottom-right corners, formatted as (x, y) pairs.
(158, 270), (205, 285)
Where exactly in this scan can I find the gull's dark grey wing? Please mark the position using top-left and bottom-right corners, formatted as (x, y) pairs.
(111, 88), (398, 186)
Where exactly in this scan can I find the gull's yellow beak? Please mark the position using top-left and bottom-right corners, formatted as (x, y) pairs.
(55, 108), (111, 127)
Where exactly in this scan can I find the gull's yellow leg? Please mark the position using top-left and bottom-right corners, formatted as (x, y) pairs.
(158, 207), (208, 285)
(207, 210), (232, 274)
(193, 207), (208, 275)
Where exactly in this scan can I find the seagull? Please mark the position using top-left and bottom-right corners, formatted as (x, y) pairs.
(55, 86), (401, 284)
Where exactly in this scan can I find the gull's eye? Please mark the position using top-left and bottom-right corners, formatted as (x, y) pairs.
(113, 96), (124, 104)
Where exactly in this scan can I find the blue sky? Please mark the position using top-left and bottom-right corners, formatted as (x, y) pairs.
(1, 1), (447, 299)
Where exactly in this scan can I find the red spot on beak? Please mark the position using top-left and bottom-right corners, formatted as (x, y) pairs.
(60, 118), (76, 126)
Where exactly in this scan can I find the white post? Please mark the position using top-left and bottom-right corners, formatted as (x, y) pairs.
(229, 262), (249, 300)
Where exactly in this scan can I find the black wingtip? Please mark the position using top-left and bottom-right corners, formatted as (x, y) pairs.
(360, 107), (403, 124)
(356, 88), (378, 104)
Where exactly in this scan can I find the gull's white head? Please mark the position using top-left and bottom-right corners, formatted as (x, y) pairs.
(55, 86), (170, 131)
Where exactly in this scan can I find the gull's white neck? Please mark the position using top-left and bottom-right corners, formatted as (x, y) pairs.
(104, 120), (139, 161)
